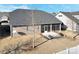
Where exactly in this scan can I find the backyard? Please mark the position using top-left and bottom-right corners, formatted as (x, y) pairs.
(0, 30), (79, 54)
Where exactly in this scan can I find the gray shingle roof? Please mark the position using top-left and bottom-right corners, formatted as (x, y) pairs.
(70, 12), (79, 15)
(61, 12), (79, 24)
(9, 9), (62, 26)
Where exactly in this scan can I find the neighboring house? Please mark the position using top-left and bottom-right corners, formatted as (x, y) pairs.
(56, 12), (79, 32)
(0, 12), (10, 37)
(9, 9), (62, 36)
(52, 12), (59, 16)
(0, 12), (9, 21)
(0, 16), (8, 21)
(0, 12), (9, 25)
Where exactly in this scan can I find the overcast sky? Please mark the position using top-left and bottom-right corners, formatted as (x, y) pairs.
(0, 4), (79, 12)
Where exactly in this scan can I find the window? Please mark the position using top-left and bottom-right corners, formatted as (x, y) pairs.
(58, 15), (62, 17)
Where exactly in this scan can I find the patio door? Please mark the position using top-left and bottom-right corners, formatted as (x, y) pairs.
(44, 25), (49, 31)
(41, 24), (50, 33)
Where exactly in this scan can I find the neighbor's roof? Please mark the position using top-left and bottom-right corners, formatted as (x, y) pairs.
(70, 12), (79, 15)
(9, 9), (62, 26)
(0, 12), (9, 17)
(61, 12), (79, 24)
(0, 12), (9, 21)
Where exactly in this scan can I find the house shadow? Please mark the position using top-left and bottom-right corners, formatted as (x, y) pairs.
(61, 23), (67, 30)
(18, 32), (26, 35)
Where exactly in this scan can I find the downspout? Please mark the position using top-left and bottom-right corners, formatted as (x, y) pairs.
(72, 20), (74, 31)
(59, 23), (61, 32)
(10, 25), (13, 37)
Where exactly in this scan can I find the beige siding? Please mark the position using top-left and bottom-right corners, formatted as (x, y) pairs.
(13, 25), (41, 36)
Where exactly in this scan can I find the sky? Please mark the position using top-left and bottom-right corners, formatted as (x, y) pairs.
(0, 4), (79, 12)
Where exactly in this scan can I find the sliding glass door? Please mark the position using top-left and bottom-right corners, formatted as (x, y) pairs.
(41, 24), (50, 33)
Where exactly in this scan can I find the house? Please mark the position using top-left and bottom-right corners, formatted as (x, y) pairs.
(56, 12), (79, 32)
(0, 12), (10, 37)
(0, 12), (9, 25)
(9, 9), (62, 36)
(52, 12), (59, 16)
(0, 12), (9, 22)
